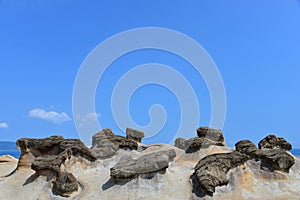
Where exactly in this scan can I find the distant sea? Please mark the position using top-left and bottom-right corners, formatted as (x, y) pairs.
(0, 141), (21, 158)
(0, 141), (300, 158)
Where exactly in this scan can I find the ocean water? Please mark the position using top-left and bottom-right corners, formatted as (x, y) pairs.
(291, 149), (300, 156)
(0, 150), (21, 158)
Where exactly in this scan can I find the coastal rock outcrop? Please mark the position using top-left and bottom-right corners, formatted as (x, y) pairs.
(236, 139), (295, 172)
(175, 127), (225, 153)
(192, 135), (295, 196)
(53, 172), (79, 197)
(16, 136), (96, 197)
(193, 151), (249, 195)
(258, 134), (292, 151)
(91, 128), (138, 159)
(1, 130), (299, 200)
(126, 128), (145, 143)
(110, 149), (176, 180)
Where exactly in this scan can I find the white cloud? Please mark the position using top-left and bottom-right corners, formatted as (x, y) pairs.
(0, 122), (8, 129)
(29, 108), (71, 124)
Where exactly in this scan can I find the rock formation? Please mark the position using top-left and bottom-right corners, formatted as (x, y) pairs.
(192, 134), (295, 197)
(193, 151), (249, 195)
(53, 172), (79, 197)
(235, 139), (295, 172)
(91, 128), (138, 159)
(0, 129), (299, 200)
(175, 126), (225, 153)
(258, 134), (292, 150)
(110, 149), (176, 180)
(126, 128), (145, 143)
(16, 136), (96, 197)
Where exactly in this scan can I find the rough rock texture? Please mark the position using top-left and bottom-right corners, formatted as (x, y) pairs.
(193, 151), (249, 195)
(258, 134), (292, 151)
(91, 128), (138, 159)
(53, 172), (79, 197)
(0, 132), (299, 200)
(110, 149), (176, 180)
(197, 127), (224, 143)
(175, 127), (225, 153)
(235, 140), (295, 173)
(126, 128), (145, 143)
(192, 137), (295, 196)
(15, 136), (96, 197)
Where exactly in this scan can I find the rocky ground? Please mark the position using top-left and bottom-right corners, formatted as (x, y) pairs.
(0, 127), (299, 200)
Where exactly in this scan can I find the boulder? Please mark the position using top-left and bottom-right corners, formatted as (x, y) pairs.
(258, 134), (292, 151)
(126, 128), (145, 143)
(197, 126), (225, 146)
(235, 140), (295, 173)
(16, 136), (95, 197)
(193, 151), (249, 195)
(110, 149), (176, 180)
(91, 129), (138, 159)
(192, 135), (295, 196)
(175, 127), (225, 152)
(53, 172), (78, 197)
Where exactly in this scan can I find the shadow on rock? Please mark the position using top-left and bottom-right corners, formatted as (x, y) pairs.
(190, 174), (207, 198)
(102, 178), (133, 190)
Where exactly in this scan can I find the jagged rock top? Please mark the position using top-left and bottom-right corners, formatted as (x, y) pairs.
(258, 134), (292, 151)
(175, 126), (226, 152)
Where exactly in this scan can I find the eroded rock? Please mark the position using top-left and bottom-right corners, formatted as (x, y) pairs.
(53, 172), (78, 197)
(258, 134), (292, 151)
(126, 128), (145, 143)
(175, 127), (225, 152)
(193, 151), (249, 195)
(110, 149), (176, 180)
(193, 135), (295, 197)
(236, 140), (295, 173)
(16, 136), (95, 197)
(91, 128), (138, 159)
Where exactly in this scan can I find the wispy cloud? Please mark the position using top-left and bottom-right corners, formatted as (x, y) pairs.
(29, 108), (71, 124)
(0, 122), (8, 129)
(75, 112), (101, 128)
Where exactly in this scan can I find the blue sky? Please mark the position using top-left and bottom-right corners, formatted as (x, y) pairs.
(0, 1), (300, 147)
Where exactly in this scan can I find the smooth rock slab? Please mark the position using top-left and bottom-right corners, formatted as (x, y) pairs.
(110, 149), (176, 180)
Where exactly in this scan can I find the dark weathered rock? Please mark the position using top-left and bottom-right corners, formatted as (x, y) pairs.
(175, 127), (225, 153)
(16, 136), (95, 197)
(258, 134), (292, 151)
(53, 172), (78, 197)
(235, 140), (295, 173)
(110, 149), (176, 180)
(126, 128), (145, 143)
(17, 136), (64, 155)
(17, 136), (96, 162)
(175, 138), (186, 150)
(193, 135), (295, 197)
(193, 151), (249, 195)
(197, 126), (225, 146)
(91, 129), (138, 159)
